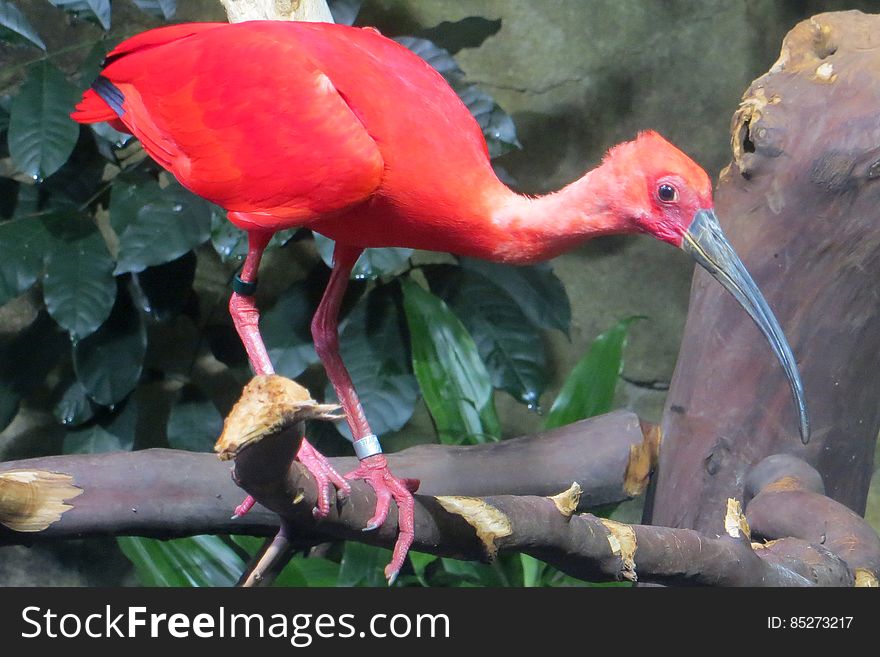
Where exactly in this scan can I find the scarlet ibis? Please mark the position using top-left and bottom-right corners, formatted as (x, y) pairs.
(72, 20), (809, 583)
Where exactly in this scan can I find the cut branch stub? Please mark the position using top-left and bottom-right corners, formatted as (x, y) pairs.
(435, 496), (512, 560)
(0, 470), (82, 532)
(549, 482), (582, 518)
(599, 518), (638, 582)
(215, 374), (341, 461)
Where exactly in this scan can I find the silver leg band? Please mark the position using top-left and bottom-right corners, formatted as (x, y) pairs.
(353, 434), (383, 459)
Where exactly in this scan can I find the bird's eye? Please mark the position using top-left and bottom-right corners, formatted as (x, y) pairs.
(657, 183), (678, 203)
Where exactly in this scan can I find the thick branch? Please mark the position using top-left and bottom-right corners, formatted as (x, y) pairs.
(0, 410), (653, 544)
(219, 444), (856, 587)
(743, 454), (880, 586)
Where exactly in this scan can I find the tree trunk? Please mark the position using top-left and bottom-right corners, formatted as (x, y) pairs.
(650, 10), (880, 534)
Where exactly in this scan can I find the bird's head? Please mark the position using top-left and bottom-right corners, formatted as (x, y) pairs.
(605, 130), (810, 443)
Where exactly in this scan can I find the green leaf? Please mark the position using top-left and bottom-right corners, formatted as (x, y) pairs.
(313, 232), (412, 280)
(461, 258), (571, 334)
(53, 379), (95, 427)
(408, 551), (438, 587)
(275, 556), (340, 587)
(131, 0), (176, 20)
(402, 278), (499, 444)
(73, 284), (147, 405)
(63, 395), (137, 453)
(437, 267), (546, 407)
(0, 0), (46, 49)
(0, 216), (50, 306)
(114, 182), (212, 274)
(544, 318), (640, 430)
(327, 0), (362, 26)
(7, 61), (80, 180)
(262, 281), (318, 379)
(456, 85), (522, 158)
(210, 206), (294, 263)
(118, 535), (245, 587)
(395, 36), (465, 85)
(327, 284), (418, 439)
(228, 536), (340, 587)
(437, 558), (505, 587)
(49, 0), (111, 31)
(339, 541), (393, 587)
(166, 387), (223, 452)
(520, 554), (547, 587)
(43, 223), (116, 338)
(394, 37), (519, 158)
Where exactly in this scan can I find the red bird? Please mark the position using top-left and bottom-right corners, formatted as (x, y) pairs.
(72, 20), (809, 583)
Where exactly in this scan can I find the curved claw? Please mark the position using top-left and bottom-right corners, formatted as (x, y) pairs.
(344, 454), (418, 585)
(297, 438), (351, 519)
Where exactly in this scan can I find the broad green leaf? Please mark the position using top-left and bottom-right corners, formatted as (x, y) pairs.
(63, 395), (137, 453)
(394, 37), (519, 158)
(438, 268), (546, 407)
(262, 280), (318, 379)
(53, 379), (95, 427)
(166, 388), (223, 452)
(275, 556), (341, 587)
(437, 558), (505, 587)
(118, 535), (245, 587)
(210, 206), (295, 263)
(49, 0), (111, 31)
(229, 536), (341, 587)
(461, 258), (571, 334)
(339, 541), (393, 587)
(0, 216), (50, 305)
(395, 36), (465, 84)
(75, 39), (112, 91)
(0, 0), (46, 49)
(408, 551), (438, 587)
(313, 232), (412, 280)
(131, 0), (176, 20)
(402, 278), (499, 444)
(520, 554), (547, 587)
(73, 285), (147, 405)
(327, 285), (418, 439)
(43, 224), (116, 338)
(7, 61), (79, 180)
(107, 174), (154, 234)
(544, 318), (640, 430)
(114, 182), (212, 274)
(327, 0), (362, 26)
(456, 85), (522, 158)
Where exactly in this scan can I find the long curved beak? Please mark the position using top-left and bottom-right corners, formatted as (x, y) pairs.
(682, 209), (810, 444)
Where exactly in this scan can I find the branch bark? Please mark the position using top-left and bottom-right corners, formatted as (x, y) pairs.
(0, 409), (655, 543)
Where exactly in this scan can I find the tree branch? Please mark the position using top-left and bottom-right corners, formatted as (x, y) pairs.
(0, 408), (655, 544)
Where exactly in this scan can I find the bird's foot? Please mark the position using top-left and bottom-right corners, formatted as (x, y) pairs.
(230, 439), (350, 520)
(297, 437), (351, 518)
(344, 454), (420, 585)
(231, 495), (256, 520)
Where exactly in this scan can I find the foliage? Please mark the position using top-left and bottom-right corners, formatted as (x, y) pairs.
(1, 1), (637, 588)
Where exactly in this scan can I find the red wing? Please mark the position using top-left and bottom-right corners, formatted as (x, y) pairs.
(83, 23), (384, 222)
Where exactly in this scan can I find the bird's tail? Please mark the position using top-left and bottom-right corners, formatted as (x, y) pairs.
(71, 87), (129, 133)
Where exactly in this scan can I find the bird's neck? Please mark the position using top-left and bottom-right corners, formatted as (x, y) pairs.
(487, 164), (630, 264)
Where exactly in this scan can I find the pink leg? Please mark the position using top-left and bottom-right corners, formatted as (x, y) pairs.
(227, 220), (350, 519)
(312, 244), (419, 585)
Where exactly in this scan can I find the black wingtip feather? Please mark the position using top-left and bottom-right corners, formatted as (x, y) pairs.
(92, 76), (125, 117)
